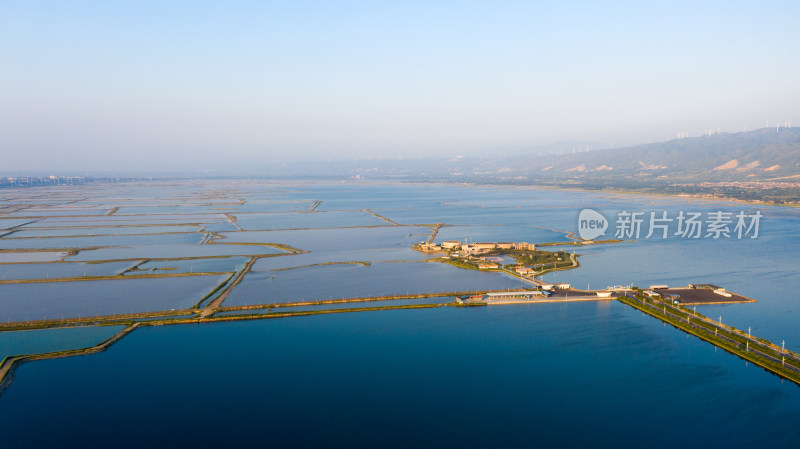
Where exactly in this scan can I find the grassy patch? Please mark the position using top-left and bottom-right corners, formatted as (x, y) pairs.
(436, 257), (480, 270)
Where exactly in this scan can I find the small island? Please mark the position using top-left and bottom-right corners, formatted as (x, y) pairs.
(415, 239), (577, 277)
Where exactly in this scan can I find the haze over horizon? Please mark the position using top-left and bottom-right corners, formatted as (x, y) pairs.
(2, 1), (798, 172)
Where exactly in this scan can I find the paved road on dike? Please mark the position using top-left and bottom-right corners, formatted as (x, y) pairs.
(200, 257), (257, 317)
(626, 294), (800, 373)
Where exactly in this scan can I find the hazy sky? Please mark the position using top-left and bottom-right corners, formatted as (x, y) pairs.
(2, 1), (799, 171)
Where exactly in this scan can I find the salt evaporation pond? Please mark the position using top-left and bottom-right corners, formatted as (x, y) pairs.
(129, 257), (249, 274)
(0, 251), (66, 263)
(224, 261), (525, 305)
(0, 325), (125, 360)
(219, 225), (431, 252)
(0, 261), (137, 280)
(0, 219), (37, 229)
(0, 233), (204, 250)
(0, 275), (229, 321)
(233, 210), (386, 230)
(4, 180), (800, 448)
(250, 248), (431, 271)
(8, 225), (203, 237)
(4, 209), (111, 217)
(67, 244), (287, 261)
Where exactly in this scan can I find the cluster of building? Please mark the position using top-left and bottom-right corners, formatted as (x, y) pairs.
(420, 240), (536, 255)
(458, 291), (552, 304)
(691, 181), (800, 190)
(643, 284), (733, 304)
(456, 287), (612, 305)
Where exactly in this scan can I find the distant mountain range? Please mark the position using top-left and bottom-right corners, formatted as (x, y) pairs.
(509, 127), (800, 182)
(263, 127), (800, 184)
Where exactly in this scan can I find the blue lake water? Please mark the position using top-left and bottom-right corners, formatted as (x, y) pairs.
(0, 219), (37, 229)
(250, 247), (432, 271)
(3, 209), (110, 217)
(0, 251), (67, 263)
(22, 217), (230, 227)
(0, 232), (204, 249)
(2, 304), (799, 448)
(26, 214), (229, 222)
(2, 180), (800, 447)
(233, 210), (386, 230)
(0, 325), (124, 360)
(0, 261), (137, 280)
(128, 256), (249, 274)
(66, 243), (286, 261)
(436, 224), (567, 243)
(199, 221), (240, 232)
(8, 225), (203, 237)
(219, 225), (432, 252)
(225, 261), (525, 305)
(0, 275), (229, 321)
(228, 200), (313, 213)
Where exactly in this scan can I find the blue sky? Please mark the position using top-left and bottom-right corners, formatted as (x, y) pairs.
(1, 1), (798, 171)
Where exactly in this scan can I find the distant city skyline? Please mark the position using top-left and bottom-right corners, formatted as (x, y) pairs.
(2, 1), (798, 171)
